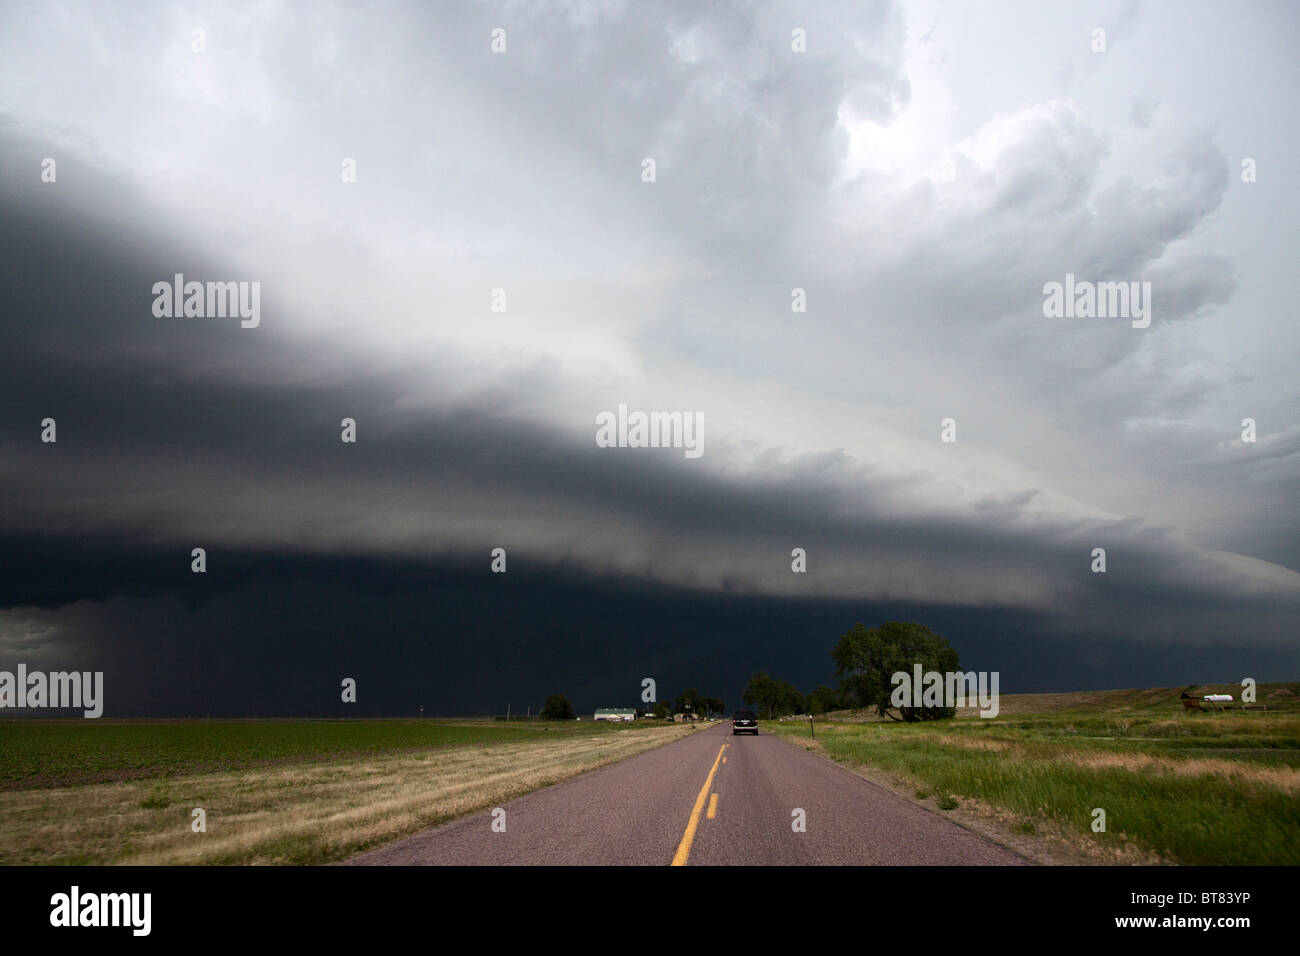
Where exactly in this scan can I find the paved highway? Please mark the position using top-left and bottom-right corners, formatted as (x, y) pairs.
(346, 722), (1026, 866)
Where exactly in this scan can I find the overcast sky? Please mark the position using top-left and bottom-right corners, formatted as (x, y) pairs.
(1, 0), (1296, 715)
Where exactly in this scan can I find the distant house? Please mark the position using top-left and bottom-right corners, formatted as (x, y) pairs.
(594, 707), (636, 722)
(1181, 691), (1234, 711)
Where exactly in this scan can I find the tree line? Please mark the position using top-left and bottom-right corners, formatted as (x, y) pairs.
(536, 687), (726, 720)
(743, 621), (962, 721)
(537, 620), (961, 723)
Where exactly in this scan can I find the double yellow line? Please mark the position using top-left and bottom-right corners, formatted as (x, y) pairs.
(671, 741), (727, 866)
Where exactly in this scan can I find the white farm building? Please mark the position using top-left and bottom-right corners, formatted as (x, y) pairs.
(593, 708), (636, 722)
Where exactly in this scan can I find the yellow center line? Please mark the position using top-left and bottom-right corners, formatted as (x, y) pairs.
(707, 793), (718, 819)
(671, 741), (727, 866)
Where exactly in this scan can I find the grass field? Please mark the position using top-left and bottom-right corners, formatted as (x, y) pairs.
(771, 682), (1300, 865)
(0, 718), (696, 864)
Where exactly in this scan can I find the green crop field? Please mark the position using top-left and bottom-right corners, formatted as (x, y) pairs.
(0, 718), (643, 791)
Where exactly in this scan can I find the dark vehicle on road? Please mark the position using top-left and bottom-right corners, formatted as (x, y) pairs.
(732, 710), (758, 735)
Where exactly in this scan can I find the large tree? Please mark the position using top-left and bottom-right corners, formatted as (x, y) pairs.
(539, 693), (575, 720)
(831, 621), (961, 721)
(742, 671), (805, 719)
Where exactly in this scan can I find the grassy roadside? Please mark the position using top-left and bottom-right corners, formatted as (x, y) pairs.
(769, 691), (1300, 866)
(0, 719), (698, 864)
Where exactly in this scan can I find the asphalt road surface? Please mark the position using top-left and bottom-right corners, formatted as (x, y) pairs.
(345, 722), (1027, 866)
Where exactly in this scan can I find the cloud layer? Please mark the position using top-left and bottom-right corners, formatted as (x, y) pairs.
(1, 0), (1295, 712)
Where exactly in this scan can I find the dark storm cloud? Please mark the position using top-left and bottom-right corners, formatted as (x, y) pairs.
(0, 177), (1289, 630)
(0, 120), (1296, 717)
(3, 540), (1296, 718)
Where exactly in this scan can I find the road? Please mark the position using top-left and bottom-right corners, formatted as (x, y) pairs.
(345, 722), (1027, 866)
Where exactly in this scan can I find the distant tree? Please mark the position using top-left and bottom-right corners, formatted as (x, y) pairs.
(539, 694), (575, 720)
(651, 701), (671, 719)
(742, 671), (775, 717)
(742, 672), (804, 719)
(780, 681), (806, 716)
(808, 684), (843, 716)
(831, 621), (960, 721)
(670, 688), (725, 719)
(673, 687), (702, 716)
